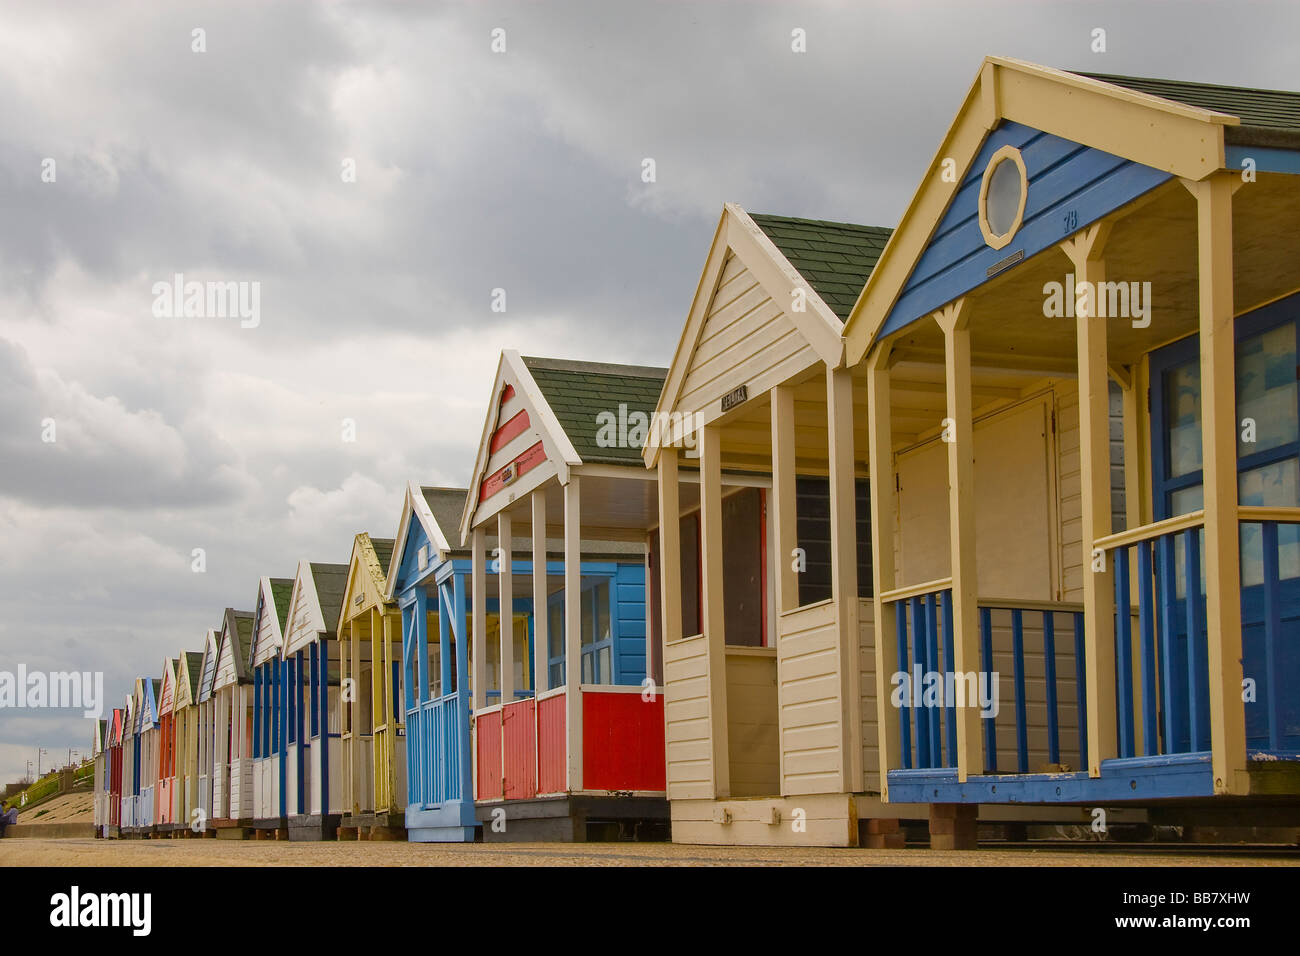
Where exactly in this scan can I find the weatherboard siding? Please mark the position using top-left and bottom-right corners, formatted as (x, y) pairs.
(678, 253), (818, 419)
(881, 120), (1172, 338)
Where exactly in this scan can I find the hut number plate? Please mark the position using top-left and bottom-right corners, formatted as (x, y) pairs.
(721, 384), (749, 413)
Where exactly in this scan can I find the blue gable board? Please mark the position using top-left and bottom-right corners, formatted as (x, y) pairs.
(880, 120), (1172, 339)
(392, 512), (434, 596)
(1225, 144), (1300, 176)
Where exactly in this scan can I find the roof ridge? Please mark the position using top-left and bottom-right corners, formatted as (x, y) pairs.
(750, 212), (894, 234)
(1081, 71), (1300, 100)
(522, 355), (667, 379)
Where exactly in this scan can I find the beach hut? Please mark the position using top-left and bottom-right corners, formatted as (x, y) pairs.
(211, 608), (256, 836)
(390, 483), (577, 841)
(458, 353), (670, 841)
(120, 691), (136, 832)
(337, 533), (405, 839)
(139, 677), (162, 835)
(91, 718), (108, 837)
(250, 576), (293, 837)
(388, 484), (521, 842)
(156, 658), (179, 832)
(281, 559), (349, 840)
(195, 627), (220, 832)
(173, 649), (204, 835)
(837, 58), (1300, 842)
(642, 203), (910, 846)
(106, 708), (123, 837)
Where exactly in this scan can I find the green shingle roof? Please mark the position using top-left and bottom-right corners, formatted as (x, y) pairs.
(1082, 72), (1300, 144)
(521, 357), (667, 466)
(748, 214), (893, 321)
(269, 578), (294, 633)
(309, 562), (350, 639)
(183, 651), (203, 699)
(370, 537), (395, 577)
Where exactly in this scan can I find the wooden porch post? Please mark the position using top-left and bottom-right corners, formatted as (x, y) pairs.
(350, 613), (362, 813)
(698, 423), (731, 798)
(827, 365), (863, 792)
(866, 343), (898, 797)
(498, 511), (516, 704)
(936, 298), (984, 782)
(1063, 222), (1117, 776)
(657, 448), (683, 649)
(1184, 173), (1247, 794)
(770, 384), (798, 617)
(563, 477), (584, 791)
(383, 608), (397, 810)
(770, 384), (796, 795)
(471, 527), (487, 712)
(532, 491), (549, 695)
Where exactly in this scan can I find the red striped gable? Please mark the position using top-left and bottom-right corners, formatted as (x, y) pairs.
(499, 384), (515, 404)
(489, 409), (531, 455)
(479, 440), (547, 502)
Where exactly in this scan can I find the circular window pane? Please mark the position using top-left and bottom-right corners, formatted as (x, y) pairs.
(985, 158), (1023, 238)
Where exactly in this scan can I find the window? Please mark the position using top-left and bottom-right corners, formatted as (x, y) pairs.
(547, 580), (615, 686)
(978, 146), (1028, 250)
(1151, 297), (1300, 587)
(794, 477), (874, 606)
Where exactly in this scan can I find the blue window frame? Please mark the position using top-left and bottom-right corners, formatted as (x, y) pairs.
(1150, 297), (1300, 523)
(547, 579), (614, 687)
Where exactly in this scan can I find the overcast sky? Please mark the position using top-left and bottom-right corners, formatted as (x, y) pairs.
(1, 0), (1297, 782)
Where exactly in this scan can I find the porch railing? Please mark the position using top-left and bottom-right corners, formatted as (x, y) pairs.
(1236, 507), (1299, 754)
(1098, 511), (1209, 759)
(407, 690), (469, 807)
(1098, 507), (1300, 760)
(883, 580), (1087, 774)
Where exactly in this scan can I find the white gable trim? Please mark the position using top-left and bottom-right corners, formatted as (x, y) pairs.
(458, 350), (580, 543)
(644, 202), (846, 466)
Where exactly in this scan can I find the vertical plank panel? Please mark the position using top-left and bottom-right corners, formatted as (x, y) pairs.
(1042, 611), (1060, 764)
(1114, 546), (1134, 758)
(1137, 540), (1159, 756)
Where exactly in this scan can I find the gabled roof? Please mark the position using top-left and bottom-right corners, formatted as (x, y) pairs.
(460, 350), (666, 538)
(1082, 72), (1300, 143)
(158, 657), (178, 717)
(385, 483), (468, 599)
(842, 55), (1261, 362)
(338, 532), (398, 629)
(282, 559), (349, 657)
(645, 202), (890, 464)
(215, 607), (255, 687)
(198, 628), (220, 703)
(521, 356), (666, 466)
(748, 214), (893, 321)
(173, 650), (203, 709)
(250, 576), (294, 667)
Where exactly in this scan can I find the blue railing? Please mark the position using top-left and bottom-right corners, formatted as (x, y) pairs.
(1103, 515), (1210, 759)
(406, 691), (469, 807)
(885, 582), (1087, 774)
(1238, 511), (1300, 754)
(977, 603), (1086, 773)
